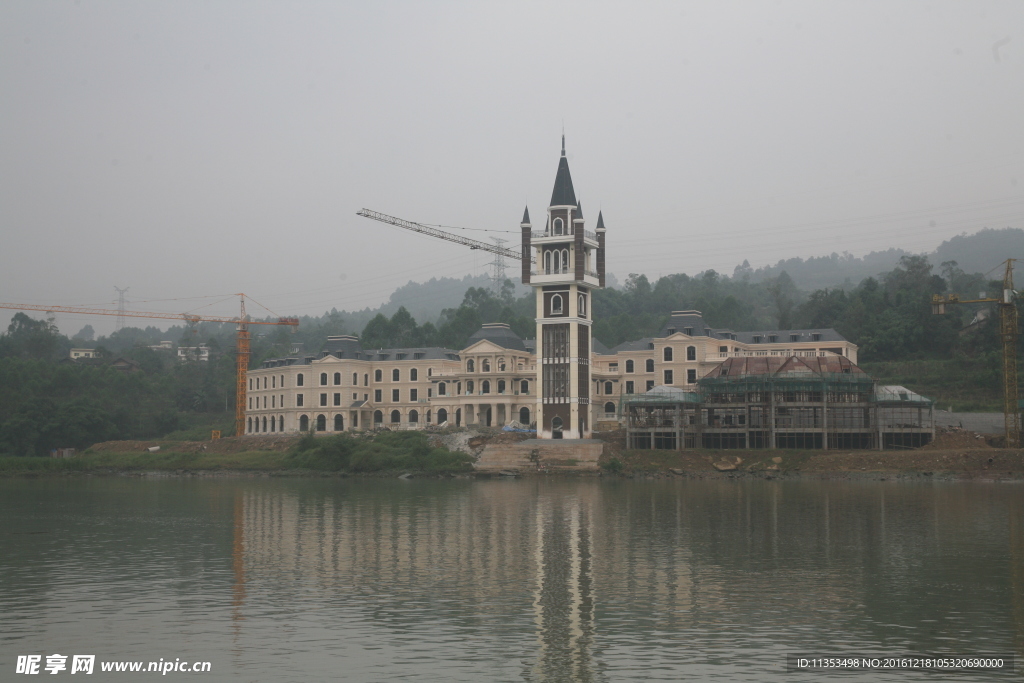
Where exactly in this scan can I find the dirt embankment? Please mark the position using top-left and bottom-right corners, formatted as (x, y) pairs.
(87, 435), (300, 455)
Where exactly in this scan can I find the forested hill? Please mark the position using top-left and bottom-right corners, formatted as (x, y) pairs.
(739, 227), (1024, 291)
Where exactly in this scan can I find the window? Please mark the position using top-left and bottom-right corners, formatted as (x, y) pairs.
(520, 380), (528, 394)
(664, 347), (673, 361)
(684, 327), (693, 336)
(299, 414), (309, 431)
(333, 372), (341, 385)
(482, 359), (490, 372)
(249, 378), (253, 391)
(297, 374), (304, 387)
(604, 402), (615, 414)
(646, 380), (655, 391)
(812, 333), (821, 341)
(438, 382), (447, 396)
(410, 388), (418, 401)
(769, 335), (777, 343)
(427, 388), (432, 397)
(410, 368), (418, 381)
(334, 415), (344, 431)
(280, 375), (284, 387)
(545, 250), (553, 274)
(626, 381), (634, 394)
(497, 380), (505, 394)
(753, 336), (762, 344)
(248, 397), (252, 409)
(409, 409), (418, 424)
(296, 394), (304, 407)
(578, 294), (586, 317)
(320, 393), (327, 407)
(363, 374), (368, 386)
(467, 380), (474, 394)
(687, 346), (696, 361)
(353, 393), (357, 400)
(375, 369), (382, 382)
(390, 410), (401, 424)
(482, 380), (490, 394)
(316, 414), (326, 431)
(263, 377), (267, 389)
(790, 334), (799, 342)
(333, 393), (341, 406)
(392, 389), (400, 402)
(687, 369), (697, 384)
(263, 396), (267, 409)
(247, 417), (252, 433)
(392, 368), (400, 381)
(353, 372), (358, 385)
(561, 249), (569, 273)
(272, 376), (276, 389)
(604, 381), (613, 394)
(551, 294), (563, 315)
(519, 407), (530, 424)
(427, 368), (432, 377)
(320, 373), (328, 386)
(664, 369), (673, 384)
(426, 410), (431, 424)
(645, 359), (654, 372)
(438, 408), (448, 424)
(272, 396), (276, 408)
(498, 358), (506, 371)
(374, 389), (382, 402)
(553, 217), (563, 235)
(719, 346), (728, 353)
(625, 360), (634, 373)
(467, 359), (475, 372)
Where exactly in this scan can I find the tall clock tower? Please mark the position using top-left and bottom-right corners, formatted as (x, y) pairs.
(521, 137), (606, 439)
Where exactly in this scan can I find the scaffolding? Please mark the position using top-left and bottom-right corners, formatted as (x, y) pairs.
(623, 370), (934, 451)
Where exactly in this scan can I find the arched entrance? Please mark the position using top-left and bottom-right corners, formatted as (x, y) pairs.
(519, 407), (530, 425)
(455, 408), (462, 427)
(299, 414), (309, 431)
(316, 414), (326, 431)
(551, 416), (563, 439)
(334, 414), (344, 431)
(374, 410), (383, 425)
(437, 408), (448, 425)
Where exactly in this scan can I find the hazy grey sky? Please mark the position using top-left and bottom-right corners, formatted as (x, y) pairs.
(2, 1), (1023, 335)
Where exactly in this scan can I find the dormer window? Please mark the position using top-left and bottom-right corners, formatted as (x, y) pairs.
(812, 333), (821, 341)
(684, 327), (693, 336)
(753, 336), (762, 344)
(790, 334), (799, 342)
(667, 328), (676, 335)
(553, 217), (564, 235)
(769, 335), (777, 343)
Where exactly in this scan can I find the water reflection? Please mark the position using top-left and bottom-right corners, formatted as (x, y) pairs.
(1, 478), (1020, 682)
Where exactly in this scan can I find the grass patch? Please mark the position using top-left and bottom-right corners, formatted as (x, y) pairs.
(288, 431), (474, 474)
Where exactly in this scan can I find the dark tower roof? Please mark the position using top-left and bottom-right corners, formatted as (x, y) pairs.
(575, 201), (583, 220)
(549, 136), (577, 207)
(466, 323), (527, 352)
(521, 205), (531, 224)
(596, 210), (605, 230)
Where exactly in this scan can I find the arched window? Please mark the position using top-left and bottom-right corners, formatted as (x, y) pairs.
(247, 417), (252, 433)
(363, 374), (368, 386)
(497, 379), (505, 394)
(390, 410), (401, 424)
(455, 408), (462, 426)
(278, 415), (284, 432)
(392, 368), (400, 381)
(482, 359), (490, 372)
(316, 414), (326, 431)
(551, 295), (563, 315)
(552, 416), (563, 436)
(353, 373), (358, 385)
(561, 249), (569, 273)
(262, 416), (268, 432)
(553, 217), (563, 235)
(498, 358), (506, 371)
(410, 368), (418, 381)
(519, 407), (530, 424)
(374, 410), (383, 425)
(604, 381), (613, 394)
(438, 408), (448, 424)
(297, 374), (304, 387)
(272, 376), (276, 389)
(375, 369), (382, 382)
(544, 251), (553, 274)
(481, 380), (490, 394)
(520, 380), (529, 394)
(687, 346), (696, 361)
(333, 372), (341, 385)
(334, 414), (344, 431)
(409, 409), (418, 424)
(467, 380), (474, 394)
(299, 414), (309, 431)
(467, 359), (475, 372)
(579, 294), (586, 317)
(604, 402), (615, 414)
(646, 359), (654, 372)
(320, 373), (328, 386)
(626, 360), (634, 373)
(270, 417), (276, 432)
(438, 382), (447, 396)
(664, 347), (673, 362)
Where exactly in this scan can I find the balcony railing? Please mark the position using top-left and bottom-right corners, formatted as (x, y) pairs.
(531, 229), (598, 241)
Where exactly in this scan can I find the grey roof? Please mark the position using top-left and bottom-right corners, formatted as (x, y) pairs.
(523, 338), (536, 353)
(575, 200), (583, 220)
(731, 329), (848, 344)
(320, 335), (364, 359)
(596, 211), (605, 230)
(367, 347), (460, 361)
(655, 310), (849, 344)
(609, 338), (656, 354)
(592, 338), (612, 355)
(549, 148), (577, 207)
(522, 205), (531, 225)
(466, 323), (527, 352)
(658, 311), (713, 338)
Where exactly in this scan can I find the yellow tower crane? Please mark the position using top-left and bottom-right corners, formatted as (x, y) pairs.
(931, 259), (1019, 447)
(0, 295), (299, 437)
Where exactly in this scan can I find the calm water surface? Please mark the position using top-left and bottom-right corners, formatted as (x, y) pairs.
(0, 477), (1020, 681)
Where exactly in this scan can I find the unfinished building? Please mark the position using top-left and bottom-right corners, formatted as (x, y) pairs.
(625, 356), (934, 451)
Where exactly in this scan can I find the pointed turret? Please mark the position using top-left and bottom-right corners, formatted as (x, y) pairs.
(596, 211), (605, 231)
(575, 201), (584, 221)
(549, 137), (577, 207)
(521, 205), (531, 225)
(520, 205), (532, 285)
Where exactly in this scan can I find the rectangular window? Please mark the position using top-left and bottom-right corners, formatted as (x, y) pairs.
(374, 389), (382, 402)
(753, 336), (761, 344)
(664, 369), (673, 385)
(626, 381), (634, 394)
(812, 333), (821, 341)
(352, 393), (357, 400)
(410, 388), (418, 401)
(392, 389), (400, 402)
(542, 323), (570, 359)
(646, 380), (655, 391)
(296, 394), (304, 407)
(719, 346), (728, 353)
(427, 388), (432, 398)
(687, 369), (697, 384)
(320, 393), (327, 407)
(543, 363), (570, 398)
(333, 393), (341, 406)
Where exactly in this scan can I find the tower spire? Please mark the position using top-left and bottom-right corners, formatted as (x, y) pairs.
(561, 133), (565, 157)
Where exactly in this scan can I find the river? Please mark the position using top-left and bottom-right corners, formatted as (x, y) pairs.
(1, 477), (1020, 681)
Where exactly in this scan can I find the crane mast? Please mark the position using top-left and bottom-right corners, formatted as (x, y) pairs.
(356, 208), (534, 263)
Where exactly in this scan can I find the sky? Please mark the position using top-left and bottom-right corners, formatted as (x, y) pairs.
(2, 1), (1023, 336)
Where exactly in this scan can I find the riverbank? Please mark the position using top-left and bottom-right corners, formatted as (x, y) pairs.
(2, 432), (1023, 480)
